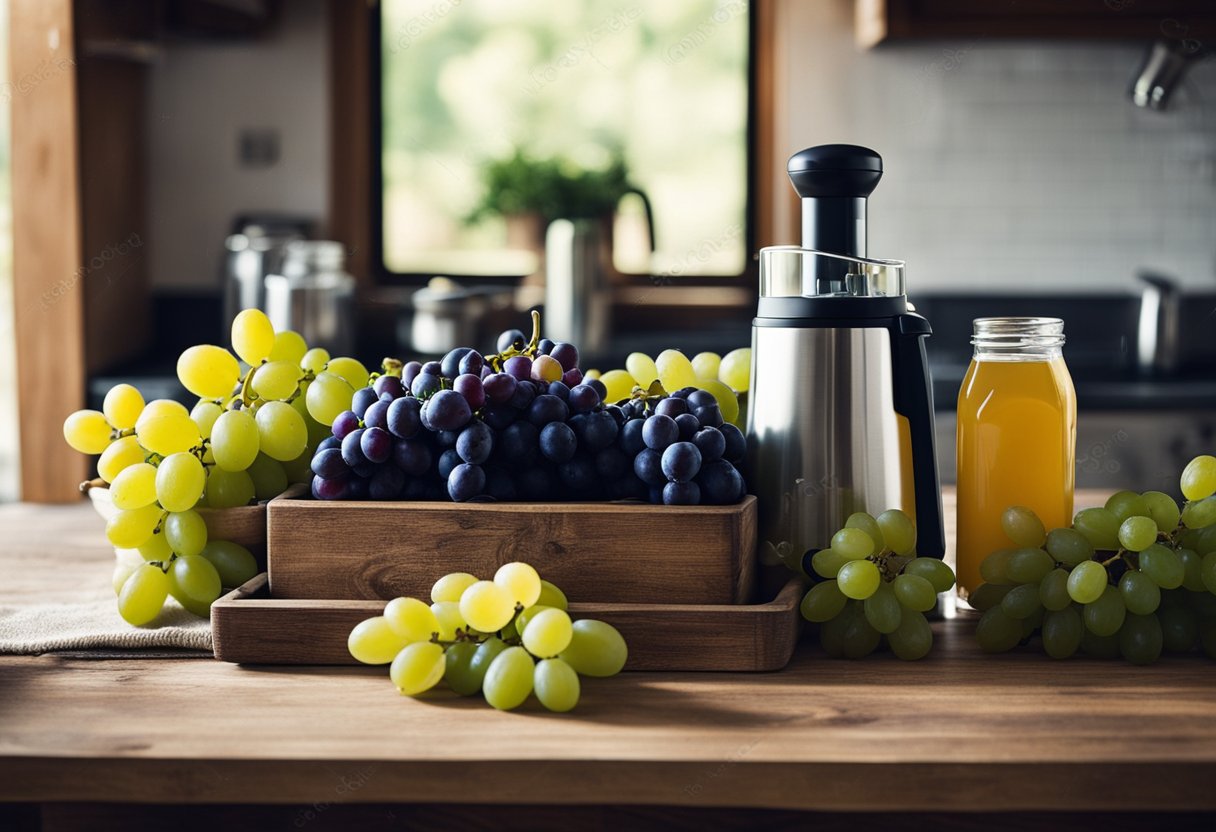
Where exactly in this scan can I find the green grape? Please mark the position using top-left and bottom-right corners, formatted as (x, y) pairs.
(886, 609), (932, 660)
(252, 360), (303, 402)
(624, 353), (658, 387)
(811, 547), (847, 579)
(442, 641), (482, 695)
(199, 540), (258, 587)
(169, 554), (222, 605)
(205, 467), (256, 508)
(305, 371), (355, 425)
(325, 356), (370, 391)
(837, 559), (881, 600)
(1039, 568), (1072, 611)
(301, 346), (330, 374)
(390, 642), (446, 695)
(534, 658), (581, 712)
(1083, 585), (1126, 637)
(693, 379), (740, 426)
(838, 600), (881, 659)
(559, 619), (628, 677)
(1020, 606), (1045, 638)
(190, 400), (223, 439)
(975, 606), (1023, 653)
(965, 583), (1011, 612)
(281, 449), (314, 485)
(1202, 551), (1216, 595)
(1041, 606), (1083, 659)
(1195, 525), (1216, 556)
(384, 597), (440, 642)
(430, 572), (479, 604)
(536, 579), (568, 611)
(1158, 604), (1198, 652)
(1001, 506), (1046, 547)
(892, 573), (936, 612)
(483, 646), (535, 710)
(521, 608), (574, 657)
(494, 562), (542, 608)
(862, 582), (902, 633)
(801, 580), (848, 622)
(690, 351), (720, 381)
(831, 527), (875, 560)
(430, 601), (467, 641)
(1081, 628), (1121, 658)
(112, 555), (139, 595)
(117, 563), (170, 626)
(1188, 586), (1216, 618)
(347, 616), (408, 664)
(63, 409), (113, 455)
(110, 462), (159, 510)
(246, 453), (288, 500)
(655, 349), (698, 392)
(1118, 516), (1159, 552)
(254, 401), (307, 462)
(468, 636), (509, 688)
(1180, 454), (1216, 501)
(1177, 549), (1205, 592)
(164, 509), (208, 557)
(97, 435), (145, 483)
(1119, 613), (1163, 665)
(1119, 569), (1161, 615)
(1141, 491), (1181, 533)
(1106, 490), (1149, 523)
(1182, 496), (1216, 530)
(844, 513), (885, 553)
(902, 557), (954, 593)
(211, 410), (259, 472)
(1072, 507), (1120, 550)
(876, 509), (916, 556)
(138, 531), (172, 563)
(105, 503), (164, 549)
(979, 548), (1016, 585)
(177, 344), (240, 399)
(1202, 621), (1216, 660)
(1139, 543), (1184, 589)
(514, 604), (553, 639)
(231, 308), (276, 365)
(155, 452), (205, 512)
(268, 329), (308, 364)
(1045, 528), (1094, 567)
(819, 604), (848, 658)
(1066, 560), (1108, 604)
(599, 369), (637, 403)
(1007, 548), (1054, 584)
(1001, 583), (1043, 620)
(103, 383), (145, 430)
(459, 581), (516, 633)
(718, 347), (751, 392)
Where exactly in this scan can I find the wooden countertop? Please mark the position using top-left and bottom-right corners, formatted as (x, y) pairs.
(1, 495), (1215, 814)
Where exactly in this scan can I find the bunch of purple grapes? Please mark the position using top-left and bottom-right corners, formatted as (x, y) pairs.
(308, 323), (747, 505)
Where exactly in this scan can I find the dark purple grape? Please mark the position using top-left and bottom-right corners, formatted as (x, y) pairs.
(568, 384), (598, 414)
(392, 438), (432, 476)
(500, 421), (539, 462)
(427, 389), (473, 431)
(539, 422), (577, 463)
(674, 412), (700, 441)
(363, 399), (390, 431)
(332, 410), (360, 440)
(374, 375), (405, 400)
(686, 389), (717, 409)
(720, 423), (746, 463)
(401, 361), (423, 389)
(633, 448), (665, 487)
(447, 463), (485, 502)
(351, 459), (377, 478)
(648, 487), (663, 504)
(437, 448), (462, 480)
(537, 338), (555, 355)
(578, 411), (618, 452)
(485, 468), (518, 501)
(558, 457), (596, 493)
(692, 426), (726, 463)
(484, 372), (517, 405)
(369, 465), (405, 500)
(547, 381), (570, 401)
(347, 476), (370, 499)
(497, 329), (526, 353)
(504, 355), (532, 381)
(694, 403), (723, 428)
(341, 428), (366, 467)
(458, 351), (484, 377)
(360, 426), (393, 464)
(351, 387), (378, 420)
(661, 441), (702, 483)
(619, 419), (646, 455)
(403, 478), (428, 499)
(453, 374), (486, 409)
(317, 435), (341, 452)
(527, 394), (569, 427)
(419, 400), (435, 432)
(595, 447), (628, 480)
(411, 372), (441, 398)
(585, 378), (607, 403)
(550, 342), (579, 371)
(561, 368), (583, 388)
(518, 467), (553, 500)
(483, 405), (517, 431)
(481, 365), (493, 379)
(655, 397), (688, 419)
(508, 380), (537, 410)
(441, 347), (473, 379)
(604, 404), (625, 425)
(422, 360), (442, 376)
(642, 414), (679, 451)
(311, 474), (349, 501)
(456, 420), (493, 465)
(672, 386), (698, 399)
(663, 481), (701, 506)
(697, 460), (745, 504)
(435, 429), (459, 448)
(311, 447), (347, 479)
(387, 396), (422, 439)
(611, 474), (649, 501)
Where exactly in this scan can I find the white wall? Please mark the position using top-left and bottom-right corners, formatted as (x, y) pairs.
(146, 0), (330, 291)
(780, 0), (1216, 293)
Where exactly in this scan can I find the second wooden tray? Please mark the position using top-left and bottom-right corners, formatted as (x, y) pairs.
(212, 573), (803, 672)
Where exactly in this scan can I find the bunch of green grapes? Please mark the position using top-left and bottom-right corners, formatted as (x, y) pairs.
(348, 562), (628, 712)
(63, 309), (359, 626)
(971, 454), (1216, 664)
(799, 508), (956, 660)
(590, 347), (750, 428)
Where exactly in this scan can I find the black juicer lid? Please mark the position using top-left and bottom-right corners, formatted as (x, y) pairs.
(787, 144), (883, 199)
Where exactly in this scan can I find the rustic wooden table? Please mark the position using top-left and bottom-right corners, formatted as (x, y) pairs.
(2, 496), (1215, 831)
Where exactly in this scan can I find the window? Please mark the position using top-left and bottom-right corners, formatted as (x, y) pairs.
(377, 0), (751, 279)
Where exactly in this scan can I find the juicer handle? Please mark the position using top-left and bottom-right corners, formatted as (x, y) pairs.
(892, 314), (946, 558)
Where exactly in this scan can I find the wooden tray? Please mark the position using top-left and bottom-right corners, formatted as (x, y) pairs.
(211, 573), (803, 672)
(266, 486), (757, 605)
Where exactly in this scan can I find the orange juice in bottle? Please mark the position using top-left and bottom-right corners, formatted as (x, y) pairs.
(955, 317), (1076, 599)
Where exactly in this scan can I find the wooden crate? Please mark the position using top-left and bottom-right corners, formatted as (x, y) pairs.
(266, 486), (757, 605)
(212, 573), (803, 672)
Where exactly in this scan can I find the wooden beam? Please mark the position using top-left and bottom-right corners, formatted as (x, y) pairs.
(327, 0), (373, 287)
(10, 0), (89, 502)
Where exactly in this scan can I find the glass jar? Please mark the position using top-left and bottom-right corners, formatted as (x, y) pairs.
(955, 317), (1077, 600)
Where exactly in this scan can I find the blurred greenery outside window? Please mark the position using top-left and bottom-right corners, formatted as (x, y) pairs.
(380, 0), (749, 279)
(0, 0), (18, 502)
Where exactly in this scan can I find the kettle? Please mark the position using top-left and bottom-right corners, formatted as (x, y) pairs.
(747, 144), (945, 587)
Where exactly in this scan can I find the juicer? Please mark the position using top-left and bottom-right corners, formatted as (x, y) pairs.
(747, 145), (944, 585)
